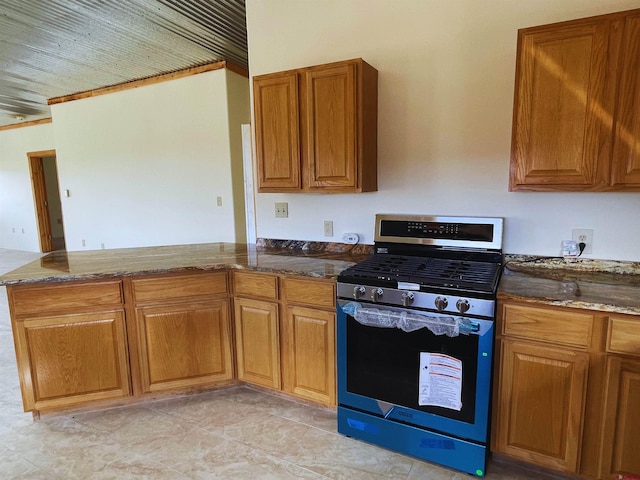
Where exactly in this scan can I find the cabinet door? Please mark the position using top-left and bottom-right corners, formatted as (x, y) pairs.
(13, 311), (130, 411)
(135, 300), (233, 393)
(233, 297), (281, 389)
(600, 357), (640, 478)
(495, 340), (589, 473)
(305, 62), (357, 190)
(611, 12), (640, 187)
(282, 305), (336, 406)
(254, 72), (301, 191)
(510, 19), (612, 190)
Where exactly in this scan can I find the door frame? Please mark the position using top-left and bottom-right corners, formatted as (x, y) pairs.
(27, 149), (57, 252)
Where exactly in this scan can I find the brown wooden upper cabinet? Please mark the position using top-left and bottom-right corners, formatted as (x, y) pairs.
(253, 58), (378, 193)
(510, 9), (640, 191)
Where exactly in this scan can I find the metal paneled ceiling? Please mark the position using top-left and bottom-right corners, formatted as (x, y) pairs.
(0, 0), (247, 127)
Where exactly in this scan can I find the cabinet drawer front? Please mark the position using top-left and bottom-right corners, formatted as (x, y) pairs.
(132, 272), (227, 303)
(502, 304), (593, 347)
(281, 277), (335, 308)
(233, 271), (278, 299)
(607, 317), (640, 356)
(10, 281), (123, 317)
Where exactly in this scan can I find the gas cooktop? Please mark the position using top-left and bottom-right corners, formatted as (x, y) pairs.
(338, 254), (501, 294)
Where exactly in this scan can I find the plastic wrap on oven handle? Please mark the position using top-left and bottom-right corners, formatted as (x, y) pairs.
(341, 302), (478, 337)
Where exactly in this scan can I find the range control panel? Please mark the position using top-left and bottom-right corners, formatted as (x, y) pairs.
(374, 214), (503, 250)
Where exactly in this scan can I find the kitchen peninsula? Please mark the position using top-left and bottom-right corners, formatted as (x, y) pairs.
(0, 241), (371, 418)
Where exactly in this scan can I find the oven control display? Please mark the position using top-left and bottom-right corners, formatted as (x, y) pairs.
(381, 221), (494, 242)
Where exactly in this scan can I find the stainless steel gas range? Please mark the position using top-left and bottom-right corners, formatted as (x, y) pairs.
(336, 214), (504, 477)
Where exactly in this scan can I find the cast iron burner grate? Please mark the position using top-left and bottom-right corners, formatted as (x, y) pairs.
(339, 255), (501, 293)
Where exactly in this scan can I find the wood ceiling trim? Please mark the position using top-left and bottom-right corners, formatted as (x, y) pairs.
(0, 118), (52, 132)
(48, 60), (248, 106)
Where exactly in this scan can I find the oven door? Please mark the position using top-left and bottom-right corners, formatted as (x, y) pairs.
(337, 299), (494, 443)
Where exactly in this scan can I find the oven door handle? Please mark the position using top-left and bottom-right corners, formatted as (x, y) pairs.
(339, 300), (481, 336)
(459, 318), (480, 333)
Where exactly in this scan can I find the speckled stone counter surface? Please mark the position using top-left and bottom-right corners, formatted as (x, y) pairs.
(500, 255), (640, 315)
(0, 240), (374, 286)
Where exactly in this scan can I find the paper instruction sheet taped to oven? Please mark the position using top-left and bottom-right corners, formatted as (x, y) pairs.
(418, 352), (463, 411)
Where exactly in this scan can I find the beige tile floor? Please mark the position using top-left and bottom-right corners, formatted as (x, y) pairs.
(0, 249), (560, 479)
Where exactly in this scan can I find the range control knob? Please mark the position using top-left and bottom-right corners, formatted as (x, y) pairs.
(353, 286), (366, 299)
(434, 296), (448, 311)
(401, 291), (415, 306)
(371, 287), (384, 302)
(456, 299), (471, 314)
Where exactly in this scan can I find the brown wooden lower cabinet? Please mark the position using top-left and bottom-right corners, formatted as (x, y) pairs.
(234, 297), (281, 389)
(8, 269), (339, 416)
(282, 305), (336, 405)
(599, 356), (640, 478)
(8, 280), (131, 413)
(13, 310), (131, 412)
(129, 272), (234, 394)
(495, 339), (589, 472)
(494, 299), (640, 480)
(134, 300), (234, 393)
(232, 271), (337, 406)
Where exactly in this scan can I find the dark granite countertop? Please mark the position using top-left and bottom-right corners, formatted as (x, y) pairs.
(0, 241), (373, 286)
(499, 256), (640, 315)
(3, 243), (639, 316)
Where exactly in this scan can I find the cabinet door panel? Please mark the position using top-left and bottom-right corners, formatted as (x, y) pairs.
(611, 12), (640, 187)
(306, 63), (357, 189)
(510, 21), (611, 190)
(254, 72), (301, 190)
(282, 306), (335, 405)
(15, 311), (130, 411)
(234, 298), (280, 389)
(136, 300), (233, 392)
(600, 357), (640, 478)
(496, 340), (588, 473)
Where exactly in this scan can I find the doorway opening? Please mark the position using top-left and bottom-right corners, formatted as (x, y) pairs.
(28, 150), (66, 252)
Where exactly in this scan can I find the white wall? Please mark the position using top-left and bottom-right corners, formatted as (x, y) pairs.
(0, 123), (55, 251)
(246, 0), (640, 261)
(50, 69), (249, 251)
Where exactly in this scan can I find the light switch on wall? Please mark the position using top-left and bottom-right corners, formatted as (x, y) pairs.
(275, 202), (288, 218)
